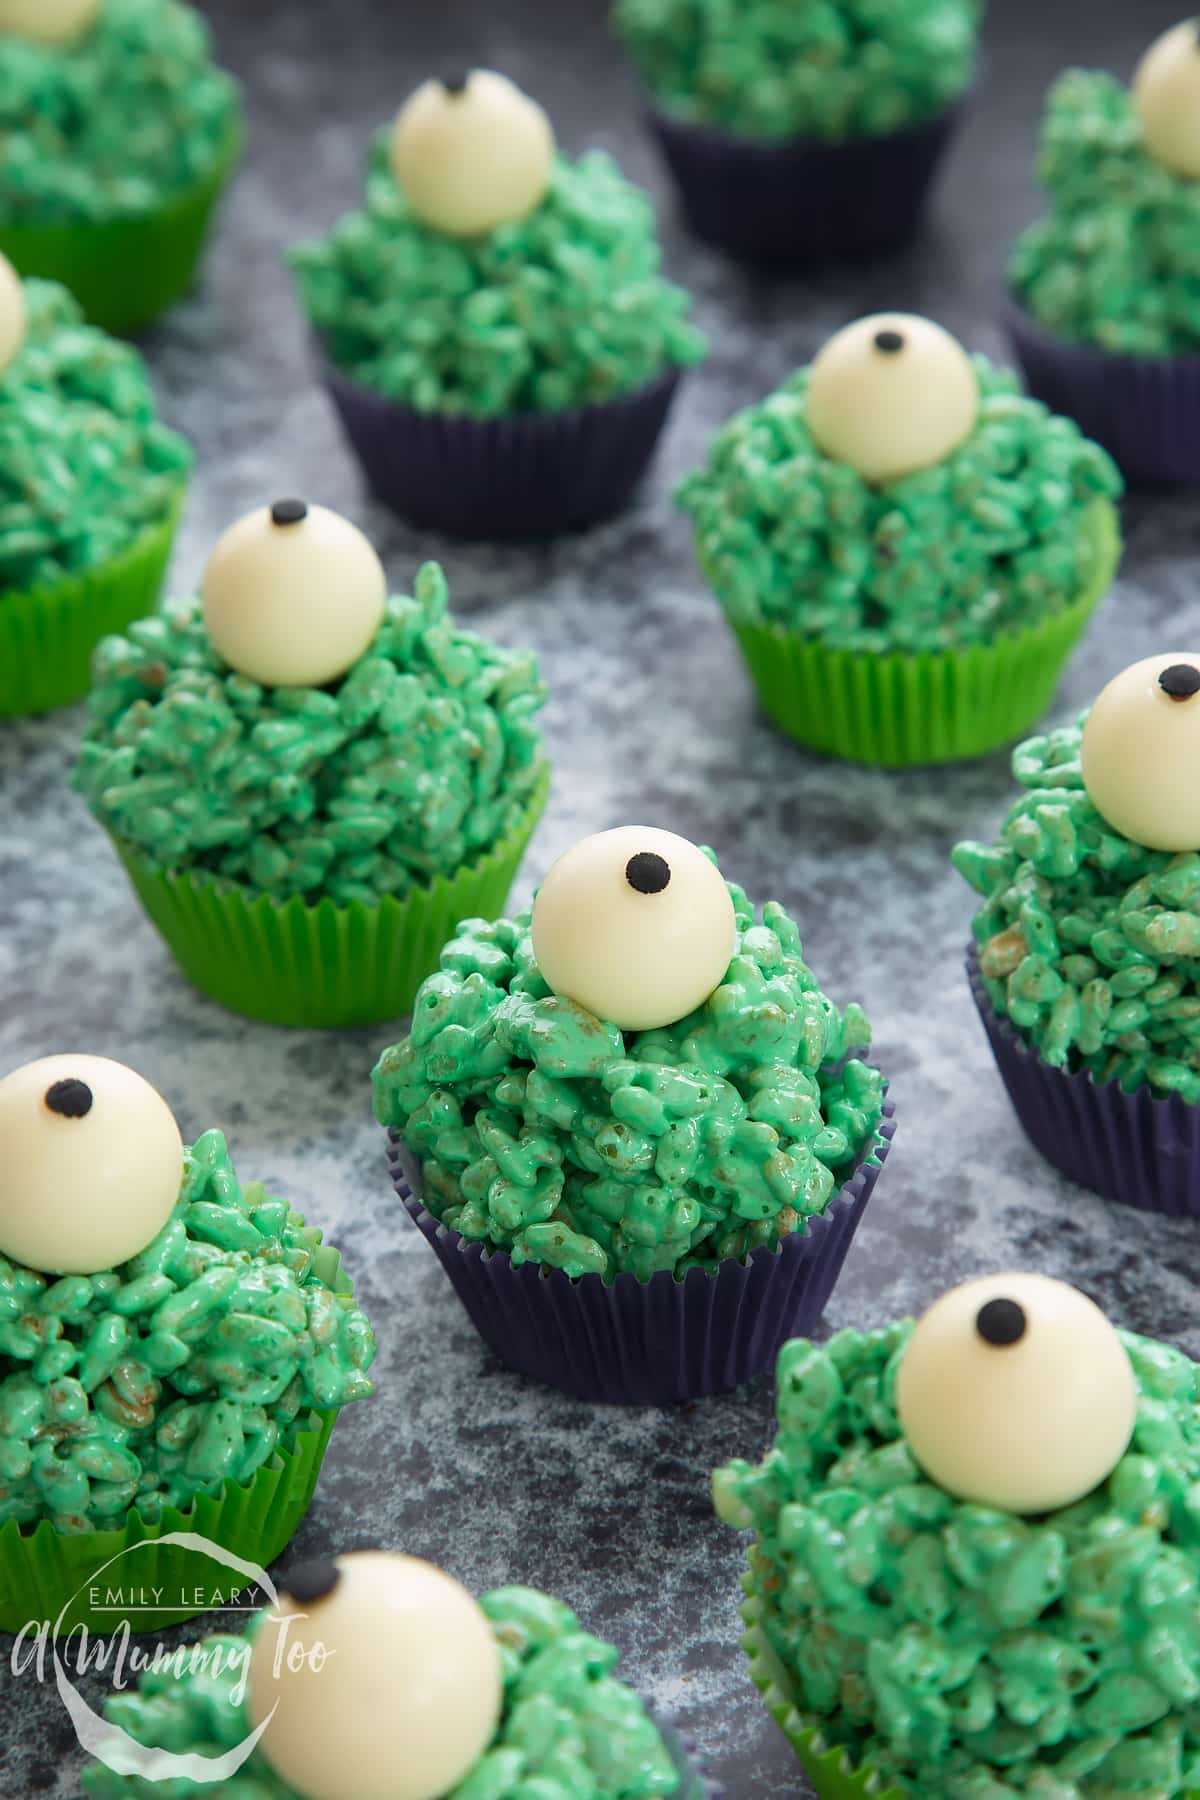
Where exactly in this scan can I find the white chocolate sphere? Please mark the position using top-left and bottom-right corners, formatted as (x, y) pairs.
(0, 0), (100, 45)
(531, 827), (737, 1032)
(0, 1055), (183, 1275)
(1081, 653), (1200, 851)
(896, 1273), (1137, 1514)
(806, 312), (979, 485)
(390, 70), (555, 237)
(1134, 20), (1200, 181)
(0, 251), (25, 376)
(248, 1552), (502, 1800)
(202, 500), (387, 689)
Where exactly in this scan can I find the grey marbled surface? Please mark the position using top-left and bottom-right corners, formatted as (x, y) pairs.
(3, 0), (1200, 1793)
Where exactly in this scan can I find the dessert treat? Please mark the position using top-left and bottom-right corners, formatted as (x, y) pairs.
(374, 826), (893, 1405)
(0, 0), (241, 332)
(289, 70), (705, 538)
(74, 507), (548, 1028)
(679, 312), (1123, 766)
(717, 1272), (1200, 1800)
(0, 263), (189, 717)
(0, 1055), (375, 1636)
(1007, 21), (1200, 484)
(612, 0), (980, 269)
(83, 1552), (708, 1798)
(955, 651), (1200, 1215)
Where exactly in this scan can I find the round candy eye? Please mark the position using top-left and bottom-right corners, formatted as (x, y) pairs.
(1134, 21), (1200, 180)
(0, 0), (99, 44)
(0, 251), (25, 377)
(1081, 653), (1200, 851)
(0, 1055), (183, 1275)
(202, 499), (387, 689)
(390, 69), (555, 237)
(806, 312), (979, 484)
(530, 826), (737, 1032)
(248, 1551), (502, 1800)
(895, 1273), (1137, 1514)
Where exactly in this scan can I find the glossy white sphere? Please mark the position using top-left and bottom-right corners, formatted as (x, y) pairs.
(1081, 653), (1200, 851)
(531, 826), (737, 1032)
(202, 500), (387, 689)
(248, 1552), (502, 1800)
(896, 1273), (1137, 1514)
(390, 70), (555, 236)
(0, 0), (100, 46)
(1134, 20), (1200, 181)
(0, 252), (25, 376)
(0, 1055), (183, 1275)
(806, 312), (979, 484)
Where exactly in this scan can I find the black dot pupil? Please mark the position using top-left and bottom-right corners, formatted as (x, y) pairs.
(45, 1079), (93, 1120)
(975, 1297), (1027, 1347)
(270, 498), (308, 527)
(442, 71), (471, 94)
(283, 1557), (340, 1605)
(874, 329), (905, 354)
(1158, 663), (1200, 701)
(625, 852), (671, 895)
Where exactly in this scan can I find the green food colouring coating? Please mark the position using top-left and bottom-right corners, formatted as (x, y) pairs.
(953, 713), (1200, 1101)
(677, 357), (1121, 654)
(0, 280), (190, 593)
(81, 1585), (681, 1799)
(288, 134), (706, 419)
(372, 870), (882, 1282)
(612, 0), (981, 143)
(0, 1129), (375, 1533)
(1010, 67), (1200, 354)
(73, 560), (548, 908)
(0, 0), (239, 224)
(715, 1321), (1200, 1800)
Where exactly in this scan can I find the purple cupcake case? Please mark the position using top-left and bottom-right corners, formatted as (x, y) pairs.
(967, 945), (1200, 1217)
(1005, 293), (1200, 488)
(386, 1089), (896, 1407)
(658, 1720), (722, 1799)
(319, 347), (683, 540)
(646, 100), (964, 271)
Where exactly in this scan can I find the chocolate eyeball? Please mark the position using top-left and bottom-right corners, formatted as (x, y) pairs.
(806, 312), (979, 484)
(390, 70), (555, 237)
(1134, 20), (1200, 181)
(248, 1552), (502, 1800)
(0, 0), (100, 44)
(895, 1273), (1137, 1514)
(0, 1055), (183, 1275)
(530, 826), (737, 1032)
(0, 252), (25, 377)
(1080, 653), (1200, 851)
(202, 500), (387, 689)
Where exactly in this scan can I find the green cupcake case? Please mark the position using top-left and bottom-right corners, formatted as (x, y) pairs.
(741, 1585), (905, 1800)
(0, 124), (242, 336)
(109, 766), (550, 1029)
(0, 489), (183, 720)
(723, 496), (1121, 768)
(0, 1238), (352, 1638)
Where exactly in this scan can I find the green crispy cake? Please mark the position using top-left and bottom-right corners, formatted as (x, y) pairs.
(719, 1274), (1200, 1800)
(290, 135), (705, 419)
(612, 0), (981, 142)
(373, 854), (883, 1282)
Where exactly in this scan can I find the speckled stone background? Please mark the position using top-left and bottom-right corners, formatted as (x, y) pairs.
(2, 0), (1198, 1792)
